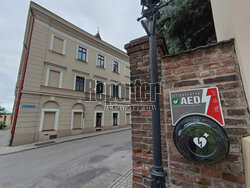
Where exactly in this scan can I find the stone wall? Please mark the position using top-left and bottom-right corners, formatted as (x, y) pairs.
(125, 38), (250, 188)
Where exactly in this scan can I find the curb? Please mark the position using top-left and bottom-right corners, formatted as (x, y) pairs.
(108, 169), (132, 188)
(0, 127), (131, 156)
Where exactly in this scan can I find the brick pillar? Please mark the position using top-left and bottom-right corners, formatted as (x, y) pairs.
(126, 37), (249, 188)
(125, 35), (168, 187)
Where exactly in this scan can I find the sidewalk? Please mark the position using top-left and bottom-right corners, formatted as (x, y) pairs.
(108, 169), (133, 188)
(0, 126), (131, 156)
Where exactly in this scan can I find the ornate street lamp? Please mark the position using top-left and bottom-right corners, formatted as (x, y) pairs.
(137, 0), (171, 187)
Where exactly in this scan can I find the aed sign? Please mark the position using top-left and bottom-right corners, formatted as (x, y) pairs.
(170, 87), (225, 126)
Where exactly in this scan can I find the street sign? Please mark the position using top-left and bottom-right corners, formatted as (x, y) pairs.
(170, 87), (225, 126)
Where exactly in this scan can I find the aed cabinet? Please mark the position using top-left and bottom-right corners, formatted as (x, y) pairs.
(173, 115), (229, 164)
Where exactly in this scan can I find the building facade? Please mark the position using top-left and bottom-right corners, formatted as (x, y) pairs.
(210, 0), (250, 108)
(11, 2), (131, 146)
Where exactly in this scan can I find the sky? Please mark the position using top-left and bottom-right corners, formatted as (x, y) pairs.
(0, 0), (145, 112)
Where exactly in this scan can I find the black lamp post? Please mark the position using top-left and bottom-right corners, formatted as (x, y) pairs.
(137, 1), (171, 187)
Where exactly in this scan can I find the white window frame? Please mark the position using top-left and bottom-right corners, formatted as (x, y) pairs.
(94, 111), (104, 127)
(112, 111), (120, 126)
(111, 82), (121, 98)
(112, 61), (120, 73)
(71, 109), (84, 130)
(95, 79), (106, 95)
(74, 73), (87, 91)
(50, 33), (66, 55)
(39, 108), (59, 132)
(125, 112), (132, 125)
(125, 66), (130, 77)
(76, 45), (88, 62)
(125, 84), (131, 100)
(96, 54), (106, 68)
(45, 66), (64, 88)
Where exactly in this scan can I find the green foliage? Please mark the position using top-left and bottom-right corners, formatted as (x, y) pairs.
(157, 0), (217, 54)
(0, 106), (5, 119)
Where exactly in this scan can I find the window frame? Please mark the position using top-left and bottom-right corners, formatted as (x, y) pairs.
(76, 45), (88, 62)
(112, 111), (120, 126)
(71, 109), (84, 130)
(49, 33), (66, 55)
(97, 54), (105, 68)
(112, 61), (120, 73)
(74, 73), (87, 92)
(94, 111), (104, 127)
(39, 108), (59, 132)
(95, 79), (106, 94)
(45, 66), (64, 88)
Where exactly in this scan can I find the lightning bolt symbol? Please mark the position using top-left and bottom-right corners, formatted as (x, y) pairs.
(202, 89), (211, 114)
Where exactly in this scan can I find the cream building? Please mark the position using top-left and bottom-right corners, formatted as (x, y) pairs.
(11, 2), (131, 146)
(210, 0), (250, 107)
(210, 1), (250, 187)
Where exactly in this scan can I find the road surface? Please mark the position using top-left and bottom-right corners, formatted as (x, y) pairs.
(0, 129), (132, 188)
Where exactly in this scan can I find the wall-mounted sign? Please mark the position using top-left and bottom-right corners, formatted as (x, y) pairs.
(170, 87), (225, 126)
(21, 105), (36, 108)
(170, 88), (229, 164)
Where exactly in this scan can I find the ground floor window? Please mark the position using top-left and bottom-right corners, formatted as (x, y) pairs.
(40, 109), (59, 131)
(71, 110), (84, 130)
(94, 111), (104, 127)
(112, 112), (119, 126)
(126, 113), (131, 125)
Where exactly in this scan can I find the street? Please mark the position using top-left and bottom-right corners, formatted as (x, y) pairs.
(0, 129), (132, 188)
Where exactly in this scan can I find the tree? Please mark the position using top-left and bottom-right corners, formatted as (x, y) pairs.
(0, 106), (5, 118)
(157, 0), (216, 54)
(0, 106), (5, 128)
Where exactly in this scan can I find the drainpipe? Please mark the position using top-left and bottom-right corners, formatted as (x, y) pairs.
(10, 9), (35, 146)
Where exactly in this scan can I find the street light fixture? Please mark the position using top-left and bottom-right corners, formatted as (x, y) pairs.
(138, 0), (171, 187)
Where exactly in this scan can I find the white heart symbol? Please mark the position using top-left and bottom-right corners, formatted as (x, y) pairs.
(193, 137), (207, 148)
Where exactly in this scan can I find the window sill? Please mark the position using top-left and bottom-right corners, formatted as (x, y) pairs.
(42, 129), (56, 132)
(72, 128), (83, 130)
(76, 59), (88, 63)
(96, 66), (106, 70)
(50, 50), (65, 56)
(112, 71), (120, 74)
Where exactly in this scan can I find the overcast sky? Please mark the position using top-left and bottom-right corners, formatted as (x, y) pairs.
(0, 0), (145, 112)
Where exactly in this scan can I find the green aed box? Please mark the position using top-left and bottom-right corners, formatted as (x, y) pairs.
(170, 88), (229, 164)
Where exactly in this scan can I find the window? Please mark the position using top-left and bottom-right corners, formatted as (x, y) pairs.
(39, 108), (59, 132)
(112, 61), (119, 73)
(50, 34), (66, 55)
(77, 46), (87, 62)
(112, 112), (119, 126)
(112, 84), (119, 97)
(97, 54), (105, 68)
(45, 66), (64, 88)
(125, 85), (130, 99)
(75, 76), (85, 92)
(96, 81), (104, 94)
(125, 66), (130, 76)
(94, 111), (104, 127)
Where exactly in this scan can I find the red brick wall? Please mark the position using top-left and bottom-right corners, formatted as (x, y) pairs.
(125, 38), (250, 188)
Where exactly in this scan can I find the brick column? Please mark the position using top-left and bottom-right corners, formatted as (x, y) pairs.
(125, 35), (168, 187)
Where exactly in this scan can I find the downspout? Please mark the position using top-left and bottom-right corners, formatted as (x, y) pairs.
(10, 9), (35, 146)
